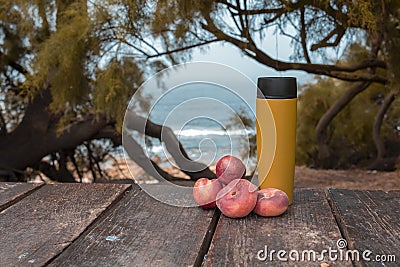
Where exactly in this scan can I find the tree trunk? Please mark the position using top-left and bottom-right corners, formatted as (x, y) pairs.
(38, 159), (75, 182)
(0, 91), (110, 179)
(315, 81), (371, 167)
(0, 91), (215, 182)
(369, 91), (396, 170)
(124, 112), (216, 180)
(122, 133), (182, 182)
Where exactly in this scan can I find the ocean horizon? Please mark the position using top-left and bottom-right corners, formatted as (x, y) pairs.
(141, 83), (256, 168)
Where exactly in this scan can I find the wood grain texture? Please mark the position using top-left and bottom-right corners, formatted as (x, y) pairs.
(49, 185), (218, 267)
(0, 183), (130, 266)
(327, 189), (400, 267)
(204, 189), (352, 267)
(0, 182), (42, 211)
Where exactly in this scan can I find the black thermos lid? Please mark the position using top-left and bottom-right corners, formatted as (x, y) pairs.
(257, 77), (297, 99)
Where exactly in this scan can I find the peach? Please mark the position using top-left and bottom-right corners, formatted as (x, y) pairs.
(253, 188), (289, 217)
(193, 178), (223, 209)
(216, 179), (258, 218)
(216, 155), (246, 185)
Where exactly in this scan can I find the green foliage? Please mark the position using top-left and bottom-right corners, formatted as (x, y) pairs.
(30, 2), (90, 112)
(383, 1), (400, 84)
(152, 0), (214, 62)
(296, 77), (399, 168)
(93, 58), (143, 130)
(1, 0), (400, 180)
(2, 0), (397, 135)
(152, 0), (214, 35)
(0, 1), (162, 133)
(345, 0), (377, 30)
(296, 38), (399, 169)
(296, 78), (338, 166)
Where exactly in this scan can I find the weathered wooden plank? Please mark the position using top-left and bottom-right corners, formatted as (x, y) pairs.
(204, 189), (352, 267)
(0, 182), (42, 211)
(0, 183), (130, 266)
(49, 184), (218, 267)
(327, 189), (400, 267)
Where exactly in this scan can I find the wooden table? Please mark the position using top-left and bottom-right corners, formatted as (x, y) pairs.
(0, 182), (398, 267)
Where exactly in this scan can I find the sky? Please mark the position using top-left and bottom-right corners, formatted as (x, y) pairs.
(146, 28), (314, 112)
(188, 30), (312, 86)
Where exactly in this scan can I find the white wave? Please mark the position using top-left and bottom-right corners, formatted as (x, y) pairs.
(174, 128), (255, 137)
(148, 145), (164, 153)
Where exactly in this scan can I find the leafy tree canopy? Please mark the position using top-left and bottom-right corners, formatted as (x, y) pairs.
(1, 0), (400, 183)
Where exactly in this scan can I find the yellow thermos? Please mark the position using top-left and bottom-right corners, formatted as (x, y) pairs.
(256, 77), (297, 204)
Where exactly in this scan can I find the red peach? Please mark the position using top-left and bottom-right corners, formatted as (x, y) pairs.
(193, 178), (223, 209)
(216, 155), (246, 185)
(253, 188), (289, 217)
(216, 179), (258, 218)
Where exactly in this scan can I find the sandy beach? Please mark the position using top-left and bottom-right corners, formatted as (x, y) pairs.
(98, 157), (400, 191)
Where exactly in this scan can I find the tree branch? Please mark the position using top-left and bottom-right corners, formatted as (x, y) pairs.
(228, 5), (243, 33)
(125, 112), (216, 180)
(315, 81), (371, 166)
(85, 143), (98, 182)
(0, 102), (111, 172)
(37, 155), (75, 183)
(122, 132), (183, 182)
(38, 161), (59, 181)
(92, 125), (121, 146)
(235, 0), (247, 38)
(0, 106), (7, 136)
(300, 7), (311, 63)
(201, 17), (387, 83)
(371, 90), (396, 164)
(310, 27), (345, 51)
(146, 39), (219, 59)
(0, 51), (28, 75)
(216, 0), (288, 16)
(69, 151), (83, 182)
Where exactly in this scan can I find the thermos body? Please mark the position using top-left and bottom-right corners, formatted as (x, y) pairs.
(256, 77), (297, 204)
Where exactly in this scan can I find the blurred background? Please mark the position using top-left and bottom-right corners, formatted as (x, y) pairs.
(0, 1), (399, 188)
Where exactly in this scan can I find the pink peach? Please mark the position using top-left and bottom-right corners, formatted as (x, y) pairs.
(253, 188), (289, 217)
(193, 178), (223, 209)
(216, 155), (246, 185)
(216, 179), (258, 218)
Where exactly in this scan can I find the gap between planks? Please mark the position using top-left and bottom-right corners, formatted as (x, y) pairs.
(47, 184), (217, 266)
(325, 189), (400, 267)
(193, 209), (221, 267)
(43, 184), (132, 266)
(0, 183), (44, 212)
(324, 188), (356, 267)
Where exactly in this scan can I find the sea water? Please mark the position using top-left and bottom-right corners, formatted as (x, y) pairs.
(143, 83), (256, 167)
